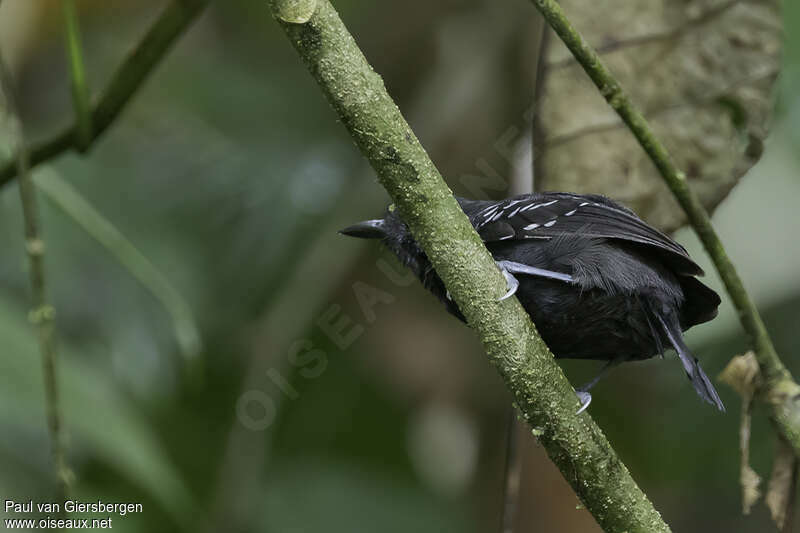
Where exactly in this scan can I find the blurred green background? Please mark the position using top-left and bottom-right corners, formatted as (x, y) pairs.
(0, 1), (799, 532)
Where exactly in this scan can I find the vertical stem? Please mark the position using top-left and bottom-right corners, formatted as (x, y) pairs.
(499, 411), (522, 533)
(781, 463), (797, 533)
(62, 0), (92, 151)
(526, 0), (786, 382)
(0, 62), (71, 503)
(529, 16), (548, 191)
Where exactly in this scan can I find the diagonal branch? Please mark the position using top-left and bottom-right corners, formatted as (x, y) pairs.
(0, 0), (209, 186)
(268, 1), (671, 531)
(526, 0), (800, 454)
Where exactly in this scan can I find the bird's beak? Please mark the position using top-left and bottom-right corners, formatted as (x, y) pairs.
(338, 219), (387, 239)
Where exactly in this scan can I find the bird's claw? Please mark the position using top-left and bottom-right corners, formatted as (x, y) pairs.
(496, 260), (574, 301)
(575, 391), (592, 414)
(498, 264), (519, 301)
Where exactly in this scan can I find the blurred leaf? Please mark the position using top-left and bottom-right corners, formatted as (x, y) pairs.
(719, 350), (760, 398)
(719, 351), (762, 514)
(34, 166), (202, 366)
(536, 0), (781, 231)
(0, 297), (196, 528)
(741, 464), (762, 515)
(766, 437), (798, 531)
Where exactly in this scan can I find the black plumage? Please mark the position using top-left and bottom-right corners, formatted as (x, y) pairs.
(340, 192), (724, 411)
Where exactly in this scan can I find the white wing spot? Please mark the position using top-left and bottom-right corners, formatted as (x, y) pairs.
(521, 199), (556, 212)
(481, 206), (500, 219)
(479, 203), (500, 216)
(507, 206), (523, 218)
(544, 219), (557, 227)
(498, 234), (514, 240)
(481, 198), (561, 226)
(564, 209), (577, 216)
(579, 202), (590, 207)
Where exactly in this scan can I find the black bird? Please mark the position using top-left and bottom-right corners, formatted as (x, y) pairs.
(340, 192), (724, 412)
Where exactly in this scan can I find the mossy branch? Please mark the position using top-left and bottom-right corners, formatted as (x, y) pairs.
(0, 58), (72, 506)
(269, 1), (671, 531)
(0, 0), (209, 186)
(526, 0), (800, 455)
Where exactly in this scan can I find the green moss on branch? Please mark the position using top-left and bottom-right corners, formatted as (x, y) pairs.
(269, 1), (671, 531)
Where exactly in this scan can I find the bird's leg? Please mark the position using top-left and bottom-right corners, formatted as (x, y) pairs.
(499, 266), (520, 301)
(496, 260), (574, 301)
(575, 358), (623, 414)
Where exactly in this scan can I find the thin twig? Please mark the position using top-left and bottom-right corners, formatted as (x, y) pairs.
(270, 1), (671, 531)
(62, 0), (92, 150)
(527, 0), (800, 455)
(0, 59), (71, 504)
(0, 0), (210, 186)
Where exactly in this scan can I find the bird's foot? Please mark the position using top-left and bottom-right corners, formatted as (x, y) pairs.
(496, 260), (574, 301)
(498, 263), (519, 301)
(575, 390), (592, 414)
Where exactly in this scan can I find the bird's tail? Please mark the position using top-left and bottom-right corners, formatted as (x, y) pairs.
(656, 314), (725, 411)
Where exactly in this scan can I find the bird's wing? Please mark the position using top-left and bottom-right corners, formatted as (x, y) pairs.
(461, 193), (703, 276)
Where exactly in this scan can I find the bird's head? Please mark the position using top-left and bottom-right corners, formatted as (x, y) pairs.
(339, 207), (427, 273)
(338, 218), (388, 239)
